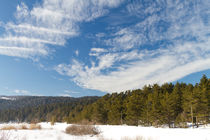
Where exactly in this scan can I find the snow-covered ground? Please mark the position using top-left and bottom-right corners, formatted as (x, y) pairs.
(0, 122), (210, 140)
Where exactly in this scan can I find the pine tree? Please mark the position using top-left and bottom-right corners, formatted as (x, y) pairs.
(172, 83), (183, 118)
(140, 85), (152, 126)
(182, 84), (194, 125)
(150, 84), (162, 126)
(160, 92), (176, 127)
(107, 93), (125, 125)
(92, 99), (108, 124)
(126, 91), (143, 125)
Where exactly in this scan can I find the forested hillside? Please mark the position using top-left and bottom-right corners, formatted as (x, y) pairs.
(67, 75), (210, 127)
(0, 96), (99, 122)
(0, 96), (98, 110)
(0, 75), (209, 128)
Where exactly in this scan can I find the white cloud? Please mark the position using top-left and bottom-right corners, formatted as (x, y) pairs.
(14, 89), (30, 95)
(15, 2), (29, 21)
(55, 0), (210, 93)
(56, 41), (210, 93)
(89, 48), (108, 56)
(59, 94), (71, 97)
(0, 0), (124, 59)
(95, 33), (105, 38)
(3, 87), (42, 96)
(75, 50), (79, 56)
(64, 90), (80, 94)
(91, 48), (107, 53)
(13, 89), (40, 95)
(0, 46), (48, 58)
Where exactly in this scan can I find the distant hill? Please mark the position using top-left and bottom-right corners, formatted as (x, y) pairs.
(0, 96), (99, 111)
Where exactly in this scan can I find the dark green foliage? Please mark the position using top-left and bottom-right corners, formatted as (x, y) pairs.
(107, 93), (124, 125)
(0, 75), (209, 128)
(126, 91), (144, 125)
(0, 96), (99, 123)
(67, 75), (209, 127)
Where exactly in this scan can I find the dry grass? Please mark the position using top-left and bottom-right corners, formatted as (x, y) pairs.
(1, 123), (41, 131)
(65, 125), (100, 136)
(0, 126), (17, 130)
(19, 125), (28, 130)
(29, 124), (41, 130)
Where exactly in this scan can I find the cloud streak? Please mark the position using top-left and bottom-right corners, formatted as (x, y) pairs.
(0, 0), (209, 93)
(0, 0), (124, 59)
(55, 0), (210, 93)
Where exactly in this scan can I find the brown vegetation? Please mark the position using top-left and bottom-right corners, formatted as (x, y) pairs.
(19, 125), (28, 130)
(65, 125), (100, 136)
(0, 123), (41, 131)
(0, 126), (17, 130)
(29, 124), (41, 130)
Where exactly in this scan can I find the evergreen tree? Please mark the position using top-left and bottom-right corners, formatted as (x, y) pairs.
(126, 91), (143, 125)
(160, 92), (176, 127)
(182, 84), (194, 124)
(107, 93), (125, 125)
(140, 85), (152, 126)
(172, 83), (183, 118)
(150, 84), (162, 126)
(92, 99), (108, 124)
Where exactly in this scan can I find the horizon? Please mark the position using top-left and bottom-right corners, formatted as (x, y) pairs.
(0, 0), (209, 97)
(0, 74), (208, 97)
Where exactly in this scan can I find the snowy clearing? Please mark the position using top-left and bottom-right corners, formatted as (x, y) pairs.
(0, 122), (210, 140)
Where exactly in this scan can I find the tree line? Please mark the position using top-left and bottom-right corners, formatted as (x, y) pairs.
(0, 96), (98, 123)
(0, 75), (209, 128)
(67, 75), (210, 127)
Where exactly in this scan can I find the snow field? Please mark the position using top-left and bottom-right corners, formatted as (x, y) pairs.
(0, 122), (209, 140)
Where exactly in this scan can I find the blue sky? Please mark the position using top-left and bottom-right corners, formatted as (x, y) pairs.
(0, 0), (209, 97)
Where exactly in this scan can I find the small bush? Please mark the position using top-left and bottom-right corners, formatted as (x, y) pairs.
(29, 124), (41, 130)
(51, 116), (56, 126)
(65, 125), (100, 136)
(19, 125), (28, 130)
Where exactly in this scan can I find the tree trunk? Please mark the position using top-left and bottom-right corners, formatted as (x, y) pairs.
(191, 105), (194, 128)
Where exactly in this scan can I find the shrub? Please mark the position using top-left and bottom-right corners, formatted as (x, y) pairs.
(175, 113), (188, 128)
(19, 125), (28, 130)
(29, 124), (41, 130)
(51, 116), (56, 126)
(65, 125), (100, 136)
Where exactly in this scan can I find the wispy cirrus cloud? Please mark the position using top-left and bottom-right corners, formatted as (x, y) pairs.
(59, 94), (71, 97)
(55, 0), (210, 93)
(14, 89), (30, 95)
(9, 88), (41, 96)
(0, 0), (124, 59)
